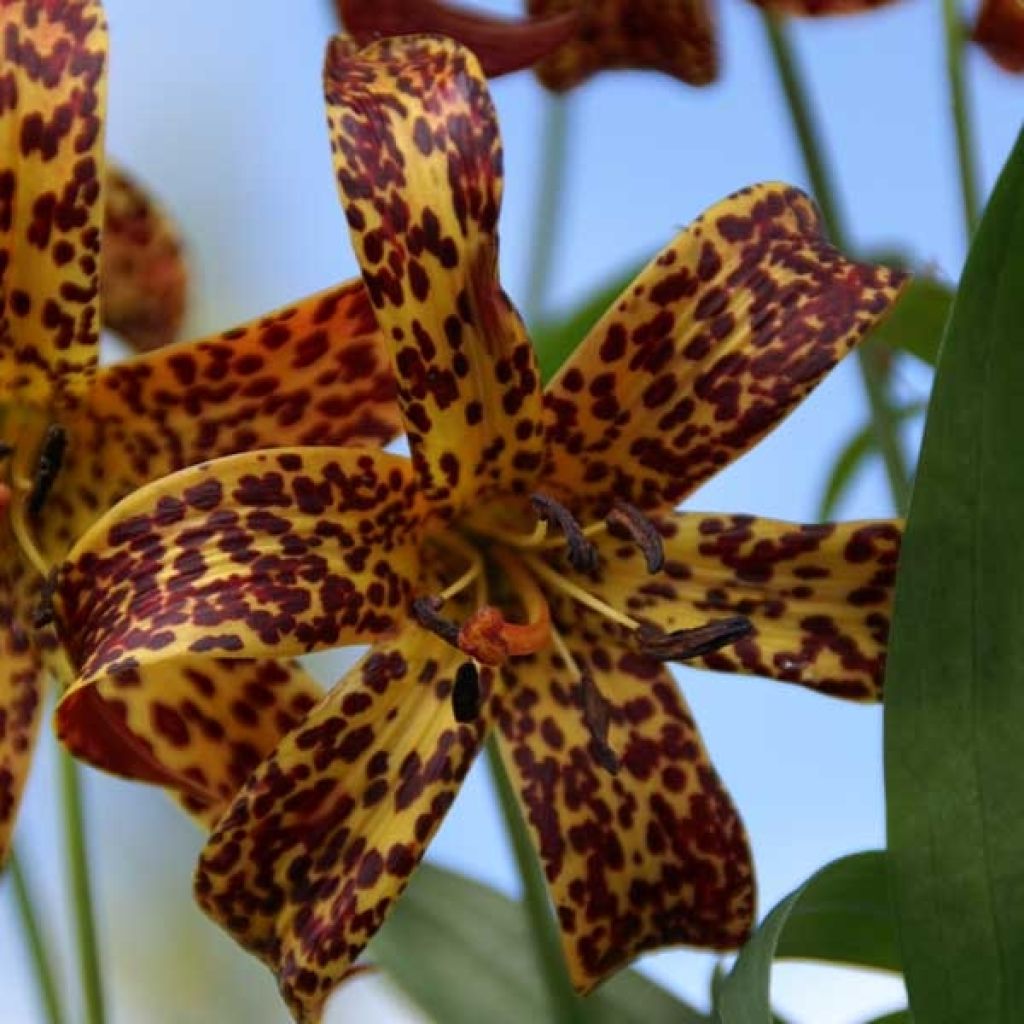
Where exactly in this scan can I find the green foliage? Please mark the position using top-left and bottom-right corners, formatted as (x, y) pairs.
(868, 267), (954, 367)
(885, 128), (1024, 1022)
(713, 852), (900, 1024)
(371, 861), (708, 1024)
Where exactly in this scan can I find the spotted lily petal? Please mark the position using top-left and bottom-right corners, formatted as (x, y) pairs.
(0, 0), (107, 404)
(40, 281), (401, 558)
(527, 0), (717, 90)
(496, 609), (754, 992)
(101, 165), (188, 352)
(337, 0), (579, 78)
(0, 535), (43, 860)
(55, 447), (425, 690)
(542, 183), (907, 517)
(325, 35), (545, 519)
(195, 625), (493, 1023)
(575, 511), (901, 700)
(56, 657), (322, 826)
(973, 0), (1024, 72)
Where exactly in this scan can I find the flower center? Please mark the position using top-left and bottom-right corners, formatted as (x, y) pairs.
(413, 493), (752, 767)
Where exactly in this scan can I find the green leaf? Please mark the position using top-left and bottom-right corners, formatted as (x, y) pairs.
(371, 861), (707, 1024)
(817, 403), (926, 520)
(868, 274), (954, 367)
(713, 852), (900, 1024)
(532, 263), (641, 384)
(884, 127), (1024, 1023)
(859, 1014), (912, 1024)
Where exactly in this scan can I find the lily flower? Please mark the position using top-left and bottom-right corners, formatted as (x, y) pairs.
(972, 0), (1024, 72)
(336, 0), (902, 90)
(0, 0), (403, 858)
(53, 33), (905, 1023)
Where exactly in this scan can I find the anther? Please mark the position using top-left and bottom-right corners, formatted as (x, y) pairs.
(0, 442), (13, 460)
(411, 595), (461, 648)
(606, 500), (665, 574)
(580, 672), (619, 775)
(28, 425), (68, 521)
(530, 493), (598, 573)
(33, 569), (58, 630)
(452, 662), (481, 723)
(636, 616), (753, 661)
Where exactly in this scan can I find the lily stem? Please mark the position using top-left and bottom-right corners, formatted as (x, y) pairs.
(761, 11), (913, 513)
(941, 0), (981, 239)
(59, 750), (105, 1024)
(8, 849), (66, 1024)
(486, 737), (586, 1024)
(524, 95), (571, 324)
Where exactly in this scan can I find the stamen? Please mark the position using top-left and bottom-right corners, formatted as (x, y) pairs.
(524, 554), (639, 631)
(636, 616), (753, 661)
(549, 627), (618, 775)
(433, 532), (484, 603)
(0, 442), (13, 460)
(27, 424), (68, 521)
(411, 596), (461, 647)
(9, 498), (49, 578)
(33, 569), (58, 630)
(530, 493), (598, 573)
(472, 514), (549, 550)
(452, 662), (481, 723)
(607, 500), (665, 574)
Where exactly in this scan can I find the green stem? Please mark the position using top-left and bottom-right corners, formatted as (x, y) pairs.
(761, 11), (913, 512)
(941, 0), (981, 239)
(523, 95), (571, 324)
(8, 849), (66, 1024)
(486, 738), (586, 1024)
(59, 751), (105, 1024)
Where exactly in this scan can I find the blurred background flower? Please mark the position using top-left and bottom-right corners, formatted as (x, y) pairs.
(1, 0), (1018, 1021)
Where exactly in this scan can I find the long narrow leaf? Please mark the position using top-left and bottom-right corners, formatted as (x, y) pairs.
(714, 852), (900, 1024)
(884, 127), (1024, 1023)
(371, 862), (706, 1024)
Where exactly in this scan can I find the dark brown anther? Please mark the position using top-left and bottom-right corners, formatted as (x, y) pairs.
(33, 569), (58, 630)
(452, 662), (481, 723)
(0, 442), (13, 460)
(530, 493), (598, 574)
(28, 425), (68, 521)
(411, 595), (461, 648)
(580, 671), (619, 775)
(636, 616), (753, 662)
(606, 499), (665, 574)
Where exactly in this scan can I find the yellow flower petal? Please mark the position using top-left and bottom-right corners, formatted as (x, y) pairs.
(101, 165), (188, 353)
(56, 656), (323, 827)
(578, 511), (902, 700)
(0, 0), (107, 404)
(0, 535), (44, 861)
(542, 183), (907, 518)
(495, 613), (754, 992)
(324, 34), (545, 517)
(41, 281), (402, 558)
(195, 623), (493, 1023)
(55, 447), (425, 688)
(527, 0), (717, 90)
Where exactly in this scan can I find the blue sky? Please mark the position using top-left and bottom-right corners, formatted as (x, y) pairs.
(1, 1), (1019, 1021)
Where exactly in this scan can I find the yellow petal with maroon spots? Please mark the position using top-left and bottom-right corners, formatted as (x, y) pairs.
(0, 536), (44, 861)
(39, 281), (401, 560)
(337, 0), (579, 78)
(194, 626), (493, 1023)
(973, 0), (1024, 72)
(55, 447), (425, 690)
(495, 611), (753, 993)
(101, 165), (188, 353)
(0, 0), (107, 404)
(747, 0), (900, 12)
(324, 34), (545, 518)
(578, 511), (901, 700)
(55, 656), (323, 827)
(541, 183), (907, 518)
(527, 0), (717, 91)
